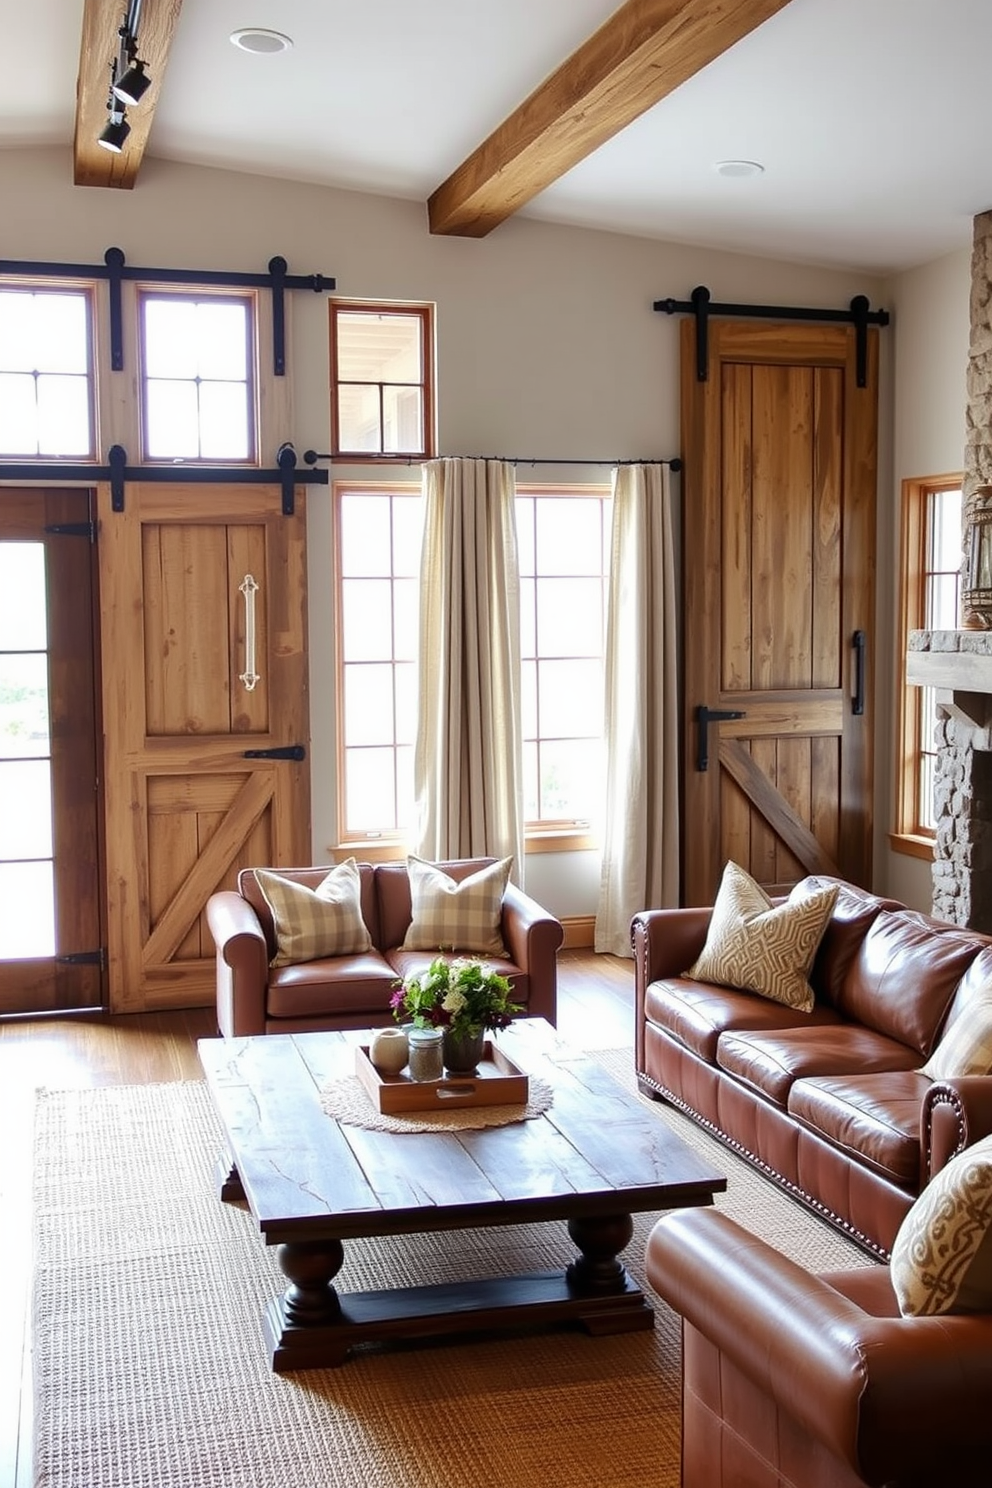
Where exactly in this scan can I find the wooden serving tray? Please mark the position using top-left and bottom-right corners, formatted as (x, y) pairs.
(354, 1040), (529, 1114)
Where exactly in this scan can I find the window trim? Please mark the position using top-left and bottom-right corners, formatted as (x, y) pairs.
(0, 279), (99, 463)
(135, 285), (260, 466)
(329, 299), (435, 463)
(891, 472), (962, 859)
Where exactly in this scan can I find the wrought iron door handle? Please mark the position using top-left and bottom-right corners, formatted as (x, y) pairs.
(696, 705), (746, 772)
(852, 630), (866, 715)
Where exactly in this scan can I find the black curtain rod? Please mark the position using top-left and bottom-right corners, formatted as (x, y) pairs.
(303, 451), (682, 472)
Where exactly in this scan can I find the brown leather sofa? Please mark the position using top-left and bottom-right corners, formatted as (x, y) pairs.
(646, 1206), (992, 1488)
(207, 857), (564, 1037)
(633, 876), (992, 1258)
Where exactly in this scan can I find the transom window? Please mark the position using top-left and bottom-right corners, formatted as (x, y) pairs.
(330, 301), (434, 460)
(139, 290), (255, 462)
(895, 475), (962, 850)
(0, 287), (94, 458)
(334, 483), (610, 847)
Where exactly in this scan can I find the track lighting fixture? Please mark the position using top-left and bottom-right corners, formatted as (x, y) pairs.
(97, 0), (151, 150)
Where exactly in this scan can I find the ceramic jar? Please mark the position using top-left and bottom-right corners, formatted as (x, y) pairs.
(369, 1027), (409, 1075)
(407, 1026), (444, 1082)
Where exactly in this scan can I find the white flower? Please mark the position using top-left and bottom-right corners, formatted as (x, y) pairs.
(442, 989), (467, 1015)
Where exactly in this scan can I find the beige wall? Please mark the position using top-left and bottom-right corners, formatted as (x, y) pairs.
(2, 146), (899, 917)
(879, 247), (972, 913)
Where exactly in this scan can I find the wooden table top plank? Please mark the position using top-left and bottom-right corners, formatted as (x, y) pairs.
(199, 1036), (381, 1222)
(451, 1116), (605, 1200)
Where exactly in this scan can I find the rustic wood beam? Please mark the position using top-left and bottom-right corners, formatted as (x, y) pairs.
(74, 0), (185, 189)
(428, 0), (794, 238)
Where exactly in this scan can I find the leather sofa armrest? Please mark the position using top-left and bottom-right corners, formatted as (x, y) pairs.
(631, 907), (713, 1005)
(205, 890), (269, 1038)
(647, 1208), (992, 1484)
(923, 1076), (992, 1177)
(500, 882), (564, 1026)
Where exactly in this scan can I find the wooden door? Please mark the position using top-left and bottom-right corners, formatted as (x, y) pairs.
(0, 488), (104, 1014)
(98, 482), (310, 1013)
(681, 317), (877, 905)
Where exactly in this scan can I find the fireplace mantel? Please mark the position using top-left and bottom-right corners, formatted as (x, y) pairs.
(907, 630), (992, 726)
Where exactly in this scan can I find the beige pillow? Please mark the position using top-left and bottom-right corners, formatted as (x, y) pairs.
(685, 860), (839, 1013)
(402, 855), (512, 956)
(921, 995), (992, 1080)
(890, 1133), (992, 1316)
(255, 860), (371, 967)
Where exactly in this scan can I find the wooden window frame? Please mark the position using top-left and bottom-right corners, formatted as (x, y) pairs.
(0, 280), (98, 463)
(891, 473), (963, 859)
(136, 286), (260, 466)
(329, 299), (435, 463)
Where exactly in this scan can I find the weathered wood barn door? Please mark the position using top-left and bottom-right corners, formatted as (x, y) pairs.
(681, 317), (878, 906)
(98, 481), (310, 1013)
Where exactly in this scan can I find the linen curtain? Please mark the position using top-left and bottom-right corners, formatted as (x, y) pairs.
(412, 457), (524, 880)
(595, 463), (679, 955)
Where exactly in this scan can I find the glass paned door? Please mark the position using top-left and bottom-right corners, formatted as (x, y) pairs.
(0, 490), (103, 1015)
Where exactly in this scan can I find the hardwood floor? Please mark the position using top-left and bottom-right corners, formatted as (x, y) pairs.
(0, 949), (634, 1488)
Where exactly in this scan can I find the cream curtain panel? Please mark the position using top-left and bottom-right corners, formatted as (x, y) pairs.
(412, 458), (524, 880)
(595, 463), (680, 955)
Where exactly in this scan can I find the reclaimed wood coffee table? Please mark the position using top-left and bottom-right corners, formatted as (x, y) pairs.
(198, 1018), (726, 1370)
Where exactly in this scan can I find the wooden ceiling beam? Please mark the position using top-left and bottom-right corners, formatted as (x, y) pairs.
(427, 0), (794, 238)
(74, 0), (185, 189)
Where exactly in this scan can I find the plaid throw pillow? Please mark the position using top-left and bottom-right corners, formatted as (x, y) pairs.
(402, 856), (512, 956)
(255, 860), (372, 967)
(685, 860), (838, 1013)
(891, 1132), (992, 1315)
(921, 994), (992, 1079)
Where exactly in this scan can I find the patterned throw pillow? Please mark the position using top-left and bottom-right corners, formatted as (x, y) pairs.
(402, 855), (512, 956)
(890, 1133), (992, 1316)
(685, 860), (839, 1012)
(254, 860), (372, 967)
(921, 995), (992, 1080)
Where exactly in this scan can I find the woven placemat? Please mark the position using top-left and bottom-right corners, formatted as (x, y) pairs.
(319, 1073), (555, 1132)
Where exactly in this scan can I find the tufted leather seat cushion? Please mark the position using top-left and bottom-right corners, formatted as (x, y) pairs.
(788, 1071), (931, 1184)
(716, 1025), (923, 1108)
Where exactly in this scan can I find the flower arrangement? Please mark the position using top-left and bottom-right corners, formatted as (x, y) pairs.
(390, 956), (521, 1038)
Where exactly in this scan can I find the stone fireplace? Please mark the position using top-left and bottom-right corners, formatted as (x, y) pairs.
(902, 210), (992, 929)
(906, 632), (992, 928)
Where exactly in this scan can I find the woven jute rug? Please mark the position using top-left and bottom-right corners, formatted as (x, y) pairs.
(32, 1048), (868, 1488)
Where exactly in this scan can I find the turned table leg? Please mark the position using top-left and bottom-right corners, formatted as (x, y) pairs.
(565, 1213), (635, 1293)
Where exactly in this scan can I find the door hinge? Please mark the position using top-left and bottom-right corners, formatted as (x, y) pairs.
(44, 521), (96, 541)
(56, 948), (106, 969)
(243, 744), (307, 761)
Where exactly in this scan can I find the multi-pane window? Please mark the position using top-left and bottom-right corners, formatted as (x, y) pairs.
(330, 302), (434, 460)
(516, 488), (611, 830)
(334, 483), (611, 845)
(0, 288), (94, 458)
(896, 476), (962, 848)
(139, 291), (255, 461)
(0, 541), (55, 956)
(336, 486), (422, 839)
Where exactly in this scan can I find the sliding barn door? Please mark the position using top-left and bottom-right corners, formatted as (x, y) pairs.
(681, 317), (877, 906)
(98, 482), (310, 1013)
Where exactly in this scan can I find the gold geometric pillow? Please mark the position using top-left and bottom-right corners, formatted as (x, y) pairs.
(921, 994), (992, 1080)
(402, 855), (511, 956)
(685, 860), (839, 1013)
(254, 860), (371, 967)
(890, 1133), (992, 1315)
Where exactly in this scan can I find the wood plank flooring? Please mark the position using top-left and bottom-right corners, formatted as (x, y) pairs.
(0, 949), (634, 1488)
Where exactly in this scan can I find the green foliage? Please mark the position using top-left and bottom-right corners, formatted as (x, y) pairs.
(391, 956), (521, 1036)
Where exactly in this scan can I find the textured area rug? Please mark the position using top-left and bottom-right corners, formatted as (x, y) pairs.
(32, 1050), (869, 1488)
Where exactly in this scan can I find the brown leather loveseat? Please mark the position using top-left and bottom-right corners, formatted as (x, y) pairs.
(207, 857), (563, 1038)
(633, 876), (992, 1257)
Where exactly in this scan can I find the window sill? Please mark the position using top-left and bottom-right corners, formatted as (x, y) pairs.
(329, 830), (597, 863)
(888, 831), (934, 861)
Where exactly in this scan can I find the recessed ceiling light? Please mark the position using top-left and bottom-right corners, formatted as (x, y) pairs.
(230, 28), (293, 55)
(714, 160), (765, 179)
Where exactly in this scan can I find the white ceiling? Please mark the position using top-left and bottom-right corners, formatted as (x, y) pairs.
(5, 0), (992, 275)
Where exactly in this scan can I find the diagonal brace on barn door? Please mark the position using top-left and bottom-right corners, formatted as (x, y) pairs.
(718, 739), (840, 878)
(141, 772), (274, 969)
